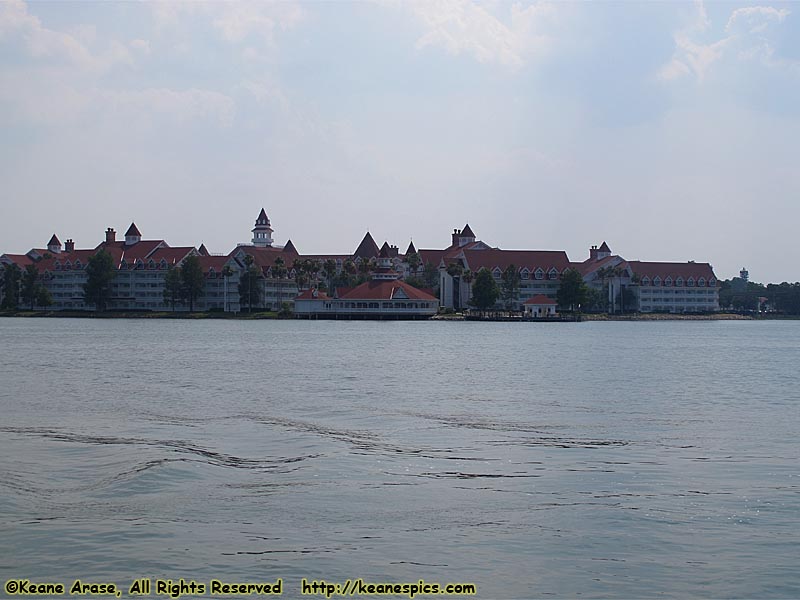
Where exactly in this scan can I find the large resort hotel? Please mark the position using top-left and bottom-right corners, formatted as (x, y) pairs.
(0, 209), (719, 316)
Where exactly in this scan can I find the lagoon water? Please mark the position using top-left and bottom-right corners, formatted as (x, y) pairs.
(0, 318), (798, 599)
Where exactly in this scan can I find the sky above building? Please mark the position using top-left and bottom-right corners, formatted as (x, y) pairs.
(1, 0), (798, 282)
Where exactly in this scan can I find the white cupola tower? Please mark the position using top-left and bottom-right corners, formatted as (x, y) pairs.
(251, 208), (274, 247)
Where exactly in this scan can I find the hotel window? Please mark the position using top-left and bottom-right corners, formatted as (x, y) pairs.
(535, 269), (544, 280)
(676, 277), (683, 286)
(709, 279), (716, 287)
(698, 278), (705, 287)
(653, 277), (661, 286)
(548, 269), (558, 280)
(521, 269), (529, 280)
(664, 277), (672, 287)
(687, 278), (694, 287)
(641, 277), (650, 286)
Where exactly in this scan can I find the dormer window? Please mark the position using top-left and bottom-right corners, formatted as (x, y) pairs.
(548, 268), (558, 280)
(664, 276), (672, 287)
(641, 276), (650, 286)
(709, 278), (716, 287)
(136, 260), (144, 270)
(64, 260), (72, 270)
(74, 260), (82, 270)
(687, 277), (695, 287)
(653, 276), (661, 286)
(160, 260), (168, 270)
(120, 260), (128, 270)
(534, 268), (544, 280)
(492, 268), (502, 279)
(698, 277), (706, 287)
(676, 277), (683, 287)
(55, 261), (62, 271)
(521, 269), (529, 280)
(148, 260), (156, 269)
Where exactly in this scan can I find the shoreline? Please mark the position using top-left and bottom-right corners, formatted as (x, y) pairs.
(2, 310), (795, 321)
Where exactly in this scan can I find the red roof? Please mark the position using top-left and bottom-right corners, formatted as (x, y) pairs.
(283, 240), (298, 254)
(197, 255), (236, 273)
(419, 249), (446, 267)
(598, 241), (611, 253)
(461, 224), (475, 238)
(339, 279), (437, 301)
(149, 247), (195, 265)
(47, 234), (61, 247)
(379, 242), (392, 259)
(198, 243), (209, 256)
(295, 288), (330, 300)
(462, 249), (571, 273)
(571, 254), (622, 276)
(524, 294), (556, 305)
(125, 223), (141, 237)
(627, 261), (716, 281)
(1, 254), (35, 267)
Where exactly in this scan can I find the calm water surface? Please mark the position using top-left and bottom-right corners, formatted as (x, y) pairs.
(0, 319), (798, 599)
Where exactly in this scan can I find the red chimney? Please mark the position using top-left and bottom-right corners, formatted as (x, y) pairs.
(452, 229), (461, 247)
(65, 239), (75, 252)
(106, 228), (116, 243)
(589, 245), (598, 261)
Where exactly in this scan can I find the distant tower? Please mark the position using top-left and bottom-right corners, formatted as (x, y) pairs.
(47, 234), (62, 254)
(740, 267), (749, 282)
(251, 208), (273, 247)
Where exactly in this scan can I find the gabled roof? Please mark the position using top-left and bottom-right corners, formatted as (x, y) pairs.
(598, 241), (611, 253)
(149, 246), (195, 265)
(379, 242), (392, 259)
(571, 254), (624, 277)
(524, 294), (556, 305)
(47, 234), (61, 247)
(283, 240), (298, 254)
(255, 208), (271, 225)
(353, 232), (379, 259)
(198, 243), (209, 256)
(1, 254), (35, 268)
(627, 261), (716, 281)
(405, 240), (416, 255)
(462, 249), (571, 273)
(461, 224), (475, 238)
(295, 288), (330, 300)
(125, 223), (141, 237)
(338, 279), (437, 301)
(196, 255), (236, 273)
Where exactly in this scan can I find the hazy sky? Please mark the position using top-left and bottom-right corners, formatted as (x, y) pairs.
(1, 1), (798, 282)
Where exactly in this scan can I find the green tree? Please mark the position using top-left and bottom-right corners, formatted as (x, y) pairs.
(470, 268), (500, 313)
(272, 256), (288, 308)
(446, 261), (464, 310)
(556, 268), (588, 312)
(1, 263), (21, 309)
(163, 266), (182, 311)
(422, 261), (439, 294)
(238, 255), (261, 312)
(36, 286), (53, 308)
(21, 264), (40, 310)
(180, 255), (204, 312)
(222, 264), (234, 312)
(406, 251), (421, 276)
(323, 259), (337, 290)
(83, 249), (116, 311)
(500, 264), (521, 311)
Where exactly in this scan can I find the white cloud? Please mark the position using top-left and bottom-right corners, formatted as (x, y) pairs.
(403, 0), (559, 68)
(0, 0), (133, 72)
(659, 2), (793, 82)
(149, 1), (306, 45)
(726, 6), (790, 34)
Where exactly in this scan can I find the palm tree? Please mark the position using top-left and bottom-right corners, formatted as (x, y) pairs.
(222, 264), (233, 312)
(446, 261), (464, 310)
(244, 254), (255, 313)
(272, 256), (288, 309)
(595, 266), (613, 313)
(406, 251), (421, 278)
(461, 269), (474, 310)
(323, 259), (337, 291)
